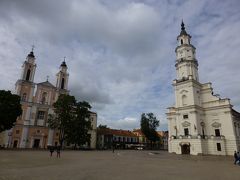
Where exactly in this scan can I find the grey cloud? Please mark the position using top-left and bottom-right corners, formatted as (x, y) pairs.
(0, 0), (240, 131)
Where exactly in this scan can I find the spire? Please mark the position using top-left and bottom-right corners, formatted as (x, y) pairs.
(180, 20), (188, 36)
(60, 57), (67, 67)
(27, 45), (35, 58)
(181, 20), (185, 31)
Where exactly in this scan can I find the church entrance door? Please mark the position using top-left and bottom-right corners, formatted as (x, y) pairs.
(13, 140), (18, 148)
(181, 144), (190, 154)
(33, 139), (40, 148)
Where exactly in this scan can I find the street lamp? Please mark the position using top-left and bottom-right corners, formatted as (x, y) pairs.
(7, 131), (12, 148)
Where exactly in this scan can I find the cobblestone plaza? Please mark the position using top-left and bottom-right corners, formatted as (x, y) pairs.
(0, 150), (239, 180)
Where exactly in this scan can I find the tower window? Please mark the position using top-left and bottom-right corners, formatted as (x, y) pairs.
(22, 93), (27, 101)
(26, 69), (31, 81)
(182, 95), (187, 106)
(61, 78), (65, 89)
(216, 143), (221, 151)
(184, 128), (189, 136)
(181, 39), (183, 45)
(183, 114), (188, 119)
(215, 129), (220, 137)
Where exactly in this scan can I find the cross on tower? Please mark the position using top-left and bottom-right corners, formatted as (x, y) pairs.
(31, 45), (35, 52)
(46, 75), (49, 82)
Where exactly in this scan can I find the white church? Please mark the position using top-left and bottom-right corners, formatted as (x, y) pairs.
(167, 22), (240, 155)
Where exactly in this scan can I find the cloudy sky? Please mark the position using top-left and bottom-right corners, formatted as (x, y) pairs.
(0, 0), (240, 131)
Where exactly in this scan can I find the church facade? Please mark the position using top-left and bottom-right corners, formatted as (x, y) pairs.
(167, 22), (240, 155)
(0, 50), (97, 149)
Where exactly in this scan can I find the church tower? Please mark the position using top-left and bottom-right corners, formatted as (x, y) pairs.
(175, 21), (199, 81)
(167, 21), (240, 156)
(55, 59), (69, 95)
(15, 49), (37, 102)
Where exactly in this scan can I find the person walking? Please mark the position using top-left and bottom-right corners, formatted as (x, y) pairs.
(49, 146), (54, 157)
(112, 142), (115, 153)
(56, 145), (61, 158)
(237, 152), (240, 165)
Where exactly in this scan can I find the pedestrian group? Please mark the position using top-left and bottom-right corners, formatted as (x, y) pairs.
(49, 144), (61, 158)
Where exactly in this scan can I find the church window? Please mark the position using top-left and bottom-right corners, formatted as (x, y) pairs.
(26, 69), (31, 81)
(181, 39), (183, 45)
(22, 93), (27, 101)
(215, 129), (220, 137)
(41, 92), (47, 104)
(184, 128), (189, 136)
(182, 95), (187, 106)
(37, 111), (45, 119)
(202, 128), (205, 139)
(61, 78), (65, 89)
(183, 114), (188, 119)
(216, 143), (221, 151)
(16, 130), (20, 134)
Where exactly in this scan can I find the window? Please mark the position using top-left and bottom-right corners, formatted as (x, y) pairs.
(22, 93), (27, 101)
(183, 114), (188, 119)
(16, 130), (20, 134)
(37, 111), (45, 119)
(182, 95), (187, 106)
(181, 39), (183, 45)
(26, 69), (31, 81)
(61, 78), (65, 89)
(184, 128), (189, 136)
(217, 143), (221, 151)
(215, 129), (220, 137)
(41, 92), (47, 104)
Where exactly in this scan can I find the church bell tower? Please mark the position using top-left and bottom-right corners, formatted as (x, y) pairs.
(175, 21), (199, 81)
(56, 59), (69, 93)
(15, 48), (37, 102)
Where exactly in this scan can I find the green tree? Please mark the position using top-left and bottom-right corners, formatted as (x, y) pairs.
(66, 101), (92, 149)
(98, 124), (108, 129)
(0, 90), (22, 132)
(48, 94), (76, 147)
(140, 113), (160, 149)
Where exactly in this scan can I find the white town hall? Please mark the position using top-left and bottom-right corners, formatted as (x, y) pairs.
(167, 22), (240, 155)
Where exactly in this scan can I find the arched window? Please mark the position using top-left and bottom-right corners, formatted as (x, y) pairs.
(26, 69), (31, 81)
(41, 92), (47, 104)
(182, 95), (187, 106)
(61, 78), (65, 89)
(181, 39), (183, 45)
(22, 93), (27, 101)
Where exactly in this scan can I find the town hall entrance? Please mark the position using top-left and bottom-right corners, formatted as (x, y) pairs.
(181, 144), (190, 154)
(33, 139), (40, 148)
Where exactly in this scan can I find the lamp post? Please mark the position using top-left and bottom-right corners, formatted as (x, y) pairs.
(7, 131), (12, 148)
